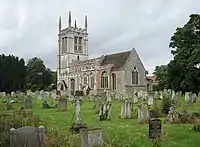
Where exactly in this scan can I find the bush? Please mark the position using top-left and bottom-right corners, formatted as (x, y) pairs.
(161, 96), (174, 116)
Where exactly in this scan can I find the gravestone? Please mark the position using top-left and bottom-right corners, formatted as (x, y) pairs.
(121, 100), (132, 119)
(37, 95), (42, 100)
(149, 110), (158, 119)
(149, 118), (162, 139)
(70, 92), (87, 134)
(167, 106), (179, 123)
(148, 92), (154, 106)
(80, 128), (103, 147)
(58, 98), (67, 111)
(99, 100), (112, 121)
(138, 103), (149, 123)
(24, 98), (32, 109)
(10, 126), (45, 147)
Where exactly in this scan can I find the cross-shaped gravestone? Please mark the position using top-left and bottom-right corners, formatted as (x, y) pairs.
(69, 90), (87, 134)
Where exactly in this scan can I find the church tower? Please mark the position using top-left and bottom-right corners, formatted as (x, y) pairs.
(57, 12), (89, 82)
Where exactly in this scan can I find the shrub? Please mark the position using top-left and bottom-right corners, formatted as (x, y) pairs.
(161, 96), (173, 116)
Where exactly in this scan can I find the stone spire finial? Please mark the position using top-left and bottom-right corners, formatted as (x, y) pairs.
(68, 11), (71, 27)
(84, 15), (88, 31)
(59, 16), (62, 31)
(75, 20), (77, 28)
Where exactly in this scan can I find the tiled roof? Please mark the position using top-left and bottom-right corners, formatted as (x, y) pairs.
(100, 51), (131, 70)
(146, 76), (158, 83)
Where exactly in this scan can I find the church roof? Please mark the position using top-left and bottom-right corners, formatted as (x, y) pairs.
(100, 50), (131, 70)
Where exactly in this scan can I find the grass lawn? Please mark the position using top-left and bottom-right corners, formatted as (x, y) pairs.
(1, 97), (200, 147)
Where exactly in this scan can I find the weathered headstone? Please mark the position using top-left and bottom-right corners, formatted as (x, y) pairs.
(149, 118), (162, 139)
(138, 103), (149, 123)
(80, 128), (103, 147)
(70, 92), (87, 134)
(58, 98), (67, 111)
(148, 92), (154, 106)
(167, 106), (179, 123)
(10, 126), (45, 147)
(121, 100), (132, 119)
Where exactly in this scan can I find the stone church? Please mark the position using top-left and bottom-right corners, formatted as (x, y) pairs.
(57, 12), (152, 94)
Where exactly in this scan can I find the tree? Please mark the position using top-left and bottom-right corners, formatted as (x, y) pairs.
(0, 54), (26, 92)
(169, 14), (200, 93)
(153, 65), (169, 90)
(26, 57), (56, 91)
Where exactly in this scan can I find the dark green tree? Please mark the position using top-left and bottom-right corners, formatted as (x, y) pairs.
(153, 65), (169, 91)
(0, 54), (26, 92)
(169, 14), (200, 93)
(26, 57), (55, 91)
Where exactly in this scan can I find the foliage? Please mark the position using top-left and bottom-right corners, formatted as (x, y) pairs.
(153, 65), (169, 90)
(161, 96), (173, 116)
(26, 57), (55, 91)
(153, 14), (200, 93)
(169, 14), (200, 93)
(0, 54), (26, 93)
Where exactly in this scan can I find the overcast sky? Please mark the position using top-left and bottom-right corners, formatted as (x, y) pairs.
(0, 0), (200, 74)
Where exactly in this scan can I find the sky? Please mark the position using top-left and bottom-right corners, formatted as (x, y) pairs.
(0, 0), (200, 74)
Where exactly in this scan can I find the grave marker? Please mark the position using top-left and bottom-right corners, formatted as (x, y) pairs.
(149, 118), (162, 139)
(10, 126), (45, 147)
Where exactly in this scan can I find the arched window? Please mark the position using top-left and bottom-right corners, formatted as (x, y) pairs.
(70, 78), (75, 91)
(112, 73), (116, 90)
(90, 76), (95, 88)
(101, 71), (108, 88)
(77, 55), (79, 60)
(132, 67), (138, 85)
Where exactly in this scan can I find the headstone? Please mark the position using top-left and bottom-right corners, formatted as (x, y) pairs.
(167, 106), (179, 123)
(148, 92), (154, 106)
(37, 95), (42, 100)
(58, 98), (67, 111)
(99, 102), (112, 121)
(149, 118), (162, 139)
(138, 103), (149, 123)
(69, 95), (87, 134)
(10, 126), (45, 147)
(149, 110), (159, 119)
(121, 100), (132, 119)
(24, 98), (33, 109)
(80, 128), (103, 147)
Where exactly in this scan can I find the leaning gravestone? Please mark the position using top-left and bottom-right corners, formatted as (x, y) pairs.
(80, 128), (103, 147)
(149, 118), (162, 139)
(58, 98), (67, 111)
(10, 126), (45, 147)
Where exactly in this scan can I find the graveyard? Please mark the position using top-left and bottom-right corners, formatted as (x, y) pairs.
(1, 90), (200, 147)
